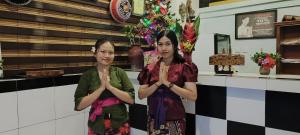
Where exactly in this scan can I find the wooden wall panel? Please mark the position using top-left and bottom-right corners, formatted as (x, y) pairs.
(0, 0), (148, 78)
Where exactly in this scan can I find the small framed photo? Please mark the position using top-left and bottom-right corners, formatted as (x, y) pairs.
(214, 33), (233, 74)
(235, 10), (277, 39)
(132, 0), (145, 16)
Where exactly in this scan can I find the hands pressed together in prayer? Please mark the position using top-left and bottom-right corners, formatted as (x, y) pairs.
(98, 68), (114, 92)
(156, 62), (172, 88)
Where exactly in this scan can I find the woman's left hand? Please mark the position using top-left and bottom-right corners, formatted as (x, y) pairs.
(160, 62), (170, 85)
(102, 68), (114, 91)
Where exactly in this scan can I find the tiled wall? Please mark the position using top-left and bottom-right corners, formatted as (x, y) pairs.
(0, 84), (89, 135)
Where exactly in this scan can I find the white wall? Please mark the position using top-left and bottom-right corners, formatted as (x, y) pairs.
(171, 0), (300, 74)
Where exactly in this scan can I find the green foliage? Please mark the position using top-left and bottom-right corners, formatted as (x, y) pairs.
(251, 52), (281, 64)
(175, 21), (183, 39)
(123, 25), (138, 45)
(193, 16), (200, 35)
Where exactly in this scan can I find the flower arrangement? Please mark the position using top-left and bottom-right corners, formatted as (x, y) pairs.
(123, 0), (200, 65)
(123, 0), (178, 46)
(178, 0), (200, 54)
(123, 0), (200, 51)
(251, 51), (281, 69)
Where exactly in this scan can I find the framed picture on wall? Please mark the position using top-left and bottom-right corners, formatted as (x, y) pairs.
(213, 33), (233, 74)
(132, 0), (145, 16)
(235, 10), (277, 39)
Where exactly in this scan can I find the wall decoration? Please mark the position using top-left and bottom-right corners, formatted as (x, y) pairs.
(132, 0), (145, 16)
(210, 34), (244, 74)
(214, 33), (231, 54)
(110, 0), (132, 23)
(235, 10), (277, 39)
(4, 0), (32, 6)
(209, 0), (245, 7)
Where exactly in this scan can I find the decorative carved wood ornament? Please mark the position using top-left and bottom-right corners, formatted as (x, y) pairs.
(4, 0), (32, 6)
(110, 0), (132, 23)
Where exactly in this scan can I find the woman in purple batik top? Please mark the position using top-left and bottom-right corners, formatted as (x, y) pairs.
(137, 30), (198, 135)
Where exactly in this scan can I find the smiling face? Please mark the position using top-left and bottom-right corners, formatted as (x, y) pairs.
(242, 17), (250, 25)
(94, 41), (115, 66)
(157, 36), (174, 60)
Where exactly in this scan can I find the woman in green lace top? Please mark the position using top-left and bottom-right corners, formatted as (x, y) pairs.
(74, 38), (134, 135)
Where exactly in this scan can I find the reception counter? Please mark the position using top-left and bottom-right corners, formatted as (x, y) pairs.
(0, 72), (300, 135)
(128, 72), (300, 135)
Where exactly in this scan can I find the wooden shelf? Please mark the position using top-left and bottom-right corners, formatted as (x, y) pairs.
(276, 21), (300, 75)
(281, 58), (300, 64)
(275, 21), (300, 26)
(280, 43), (300, 46)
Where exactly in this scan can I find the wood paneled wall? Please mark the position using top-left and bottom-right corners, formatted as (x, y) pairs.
(0, 0), (149, 77)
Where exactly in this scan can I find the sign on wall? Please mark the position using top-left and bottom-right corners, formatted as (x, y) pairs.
(235, 10), (277, 39)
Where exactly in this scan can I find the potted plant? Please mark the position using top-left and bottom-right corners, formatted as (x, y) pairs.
(251, 51), (281, 75)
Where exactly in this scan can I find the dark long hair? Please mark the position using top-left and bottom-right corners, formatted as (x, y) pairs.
(156, 30), (185, 63)
(94, 37), (115, 52)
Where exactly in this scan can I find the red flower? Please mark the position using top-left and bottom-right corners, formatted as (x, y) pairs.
(160, 7), (168, 15)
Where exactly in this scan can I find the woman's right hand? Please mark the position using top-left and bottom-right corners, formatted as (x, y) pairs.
(98, 70), (106, 91)
(159, 62), (169, 86)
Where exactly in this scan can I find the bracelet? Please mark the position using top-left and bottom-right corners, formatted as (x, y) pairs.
(168, 83), (174, 89)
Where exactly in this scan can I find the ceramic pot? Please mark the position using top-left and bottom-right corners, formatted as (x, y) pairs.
(128, 45), (144, 71)
(259, 66), (270, 75)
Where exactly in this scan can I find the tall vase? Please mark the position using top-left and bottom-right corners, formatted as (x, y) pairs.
(128, 44), (144, 71)
(259, 66), (270, 75)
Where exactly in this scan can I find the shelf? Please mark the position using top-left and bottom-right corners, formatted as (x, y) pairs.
(280, 43), (300, 46)
(280, 38), (300, 46)
(281, 58), (300, 64)
(275, 21), (300, 26)
(276, 21), (300, 75)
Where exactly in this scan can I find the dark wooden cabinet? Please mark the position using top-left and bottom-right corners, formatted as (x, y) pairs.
(275, 21), (300, 75)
